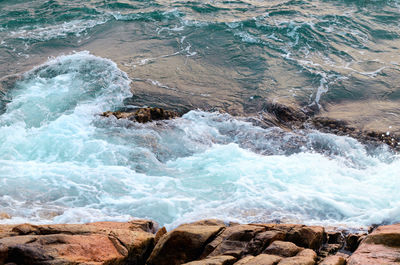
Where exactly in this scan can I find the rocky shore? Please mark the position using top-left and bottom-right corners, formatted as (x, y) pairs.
(0, 219), (399, 265)
(101, 103), (399, 151)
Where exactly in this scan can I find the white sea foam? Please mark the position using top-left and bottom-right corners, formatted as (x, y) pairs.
(0, 52), (399, 229)
(8, 18), (109, 42)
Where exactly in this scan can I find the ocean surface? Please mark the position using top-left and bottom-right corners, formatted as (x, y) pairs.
(0, 0), (399, 229)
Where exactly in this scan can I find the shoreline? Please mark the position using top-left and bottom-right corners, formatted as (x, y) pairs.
(0, 218), (398, 265)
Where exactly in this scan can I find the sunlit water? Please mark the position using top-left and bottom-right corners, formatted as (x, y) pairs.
(0, 52), (399, 229)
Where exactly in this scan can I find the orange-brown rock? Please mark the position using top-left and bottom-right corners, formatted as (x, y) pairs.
(285, 226), (325, 251)
(234, 254), (282, 265)
(347, 223), (400, 265)
(0, 220), (156, 265)
(146, 221), (225, 265)
(155, 226), (167, 244)
(277, 256), (315, 265)
(276, 249), (317, 265)
(183, 255), (237, 265)
(319, 255), (346, 265)
(263, 241), (303, 257)
(245, 230), (286, 256)
(202, 224), (266, 258)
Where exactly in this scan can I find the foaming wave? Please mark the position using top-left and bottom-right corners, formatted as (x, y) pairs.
(0, 52), (399, 229)
(8, 18), (109, 42)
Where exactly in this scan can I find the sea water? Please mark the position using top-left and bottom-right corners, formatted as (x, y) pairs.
(0, 52), (399, 229)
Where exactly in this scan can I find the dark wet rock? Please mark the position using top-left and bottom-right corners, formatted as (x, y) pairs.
(344, 233), (365, 252)
(102, 107), (179, 123)
(326, 232), (344, 245)
(264, 102), (308, 125)
(147, 221), (225, 265)
(0, 74), (21, 93)
(263, 241), (303, 257)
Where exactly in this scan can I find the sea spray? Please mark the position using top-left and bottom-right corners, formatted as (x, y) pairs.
(0, 53), (399, 229)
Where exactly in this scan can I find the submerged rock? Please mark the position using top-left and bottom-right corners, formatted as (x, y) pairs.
(101, 107), (179, 123)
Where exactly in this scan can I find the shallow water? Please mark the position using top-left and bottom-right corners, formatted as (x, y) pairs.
(0, 52), (399, 229)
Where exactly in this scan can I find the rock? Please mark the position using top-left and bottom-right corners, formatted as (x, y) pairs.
(277, 256), (315, 265)
(263, 241), (303, 257)
(296, 249), (316, 260)
(102, 107), (179, 123)
(183, 255), (237, 265)
(323, 244), (342, 254)
(0, 213), (11, 220)
(146, 222), (225, 265)
(344, 233), (364, 252)
(155, 227), (167, 244)
(203, 224), (266, 258)
(319, 255), (346, 265)
(245, 230), (286, 255)
(286, 226), (325, 251)
(234, 254), (282, 265)
(0, 221), (155, 265)
(326, 232), (344, 245)
(347, 223), (400, 265)
(265, 102), (308, 124)
(11, 224), (39, 235)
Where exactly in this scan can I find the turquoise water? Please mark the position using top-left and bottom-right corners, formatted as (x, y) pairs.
(0, 1), (400, 228)
(0, 52), (399, 228)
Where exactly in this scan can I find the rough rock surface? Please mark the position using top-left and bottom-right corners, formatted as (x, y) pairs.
(234, 254), (282, 265)
(347, 223), (400, 265)
(101, 107), (179, 123)
(182, 255), (237, 265)
(263, 241), (303, 257)
(202, 224), (266, 259)
(0, 220), (156, 265)
(0, 220), (399, 265)
(319, 255), (346, 265)
(146, 221), (225, 265)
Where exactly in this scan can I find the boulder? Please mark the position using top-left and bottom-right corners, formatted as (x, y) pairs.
(344, 233), (365, 252)
(277, 256), (315, 265)
(245, 230), (286, 255)
(285, 226), (325, 251)
(347, 223), (400, 265)
(146, 222), (225, 265)
(0, 221), (155, 265)
(319, 255), (346, 265)
(202, 225), (266, 258)
(234, 254), (282, 265)
(155, 227), (167, 244)
(263, 241), (303, 257)
(183, 255), (237, 265)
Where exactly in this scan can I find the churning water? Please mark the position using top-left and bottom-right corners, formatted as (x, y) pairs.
(0, 52), (399, 229)
(0, 0), (400, 229)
